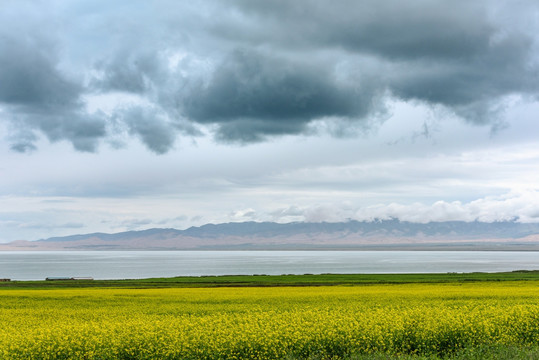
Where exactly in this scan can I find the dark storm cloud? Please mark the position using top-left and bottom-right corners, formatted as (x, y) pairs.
(182, 50), (376, 142)
(215, 0), (539, 124)
(0, 32), (106, 152)
(227, 0), (494, 60)
(1, 0), (538, 153)
(93, 52), (165, 94)
(389, 32), (536, 113)
(118, 106), (177, 154)
(0, 37), (79, 107)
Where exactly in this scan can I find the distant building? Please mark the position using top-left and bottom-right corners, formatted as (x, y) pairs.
(72, 277), (94, 280)
(0, 278), (10, 282)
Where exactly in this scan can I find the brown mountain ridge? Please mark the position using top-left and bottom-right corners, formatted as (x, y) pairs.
(2, 220), (539, 251)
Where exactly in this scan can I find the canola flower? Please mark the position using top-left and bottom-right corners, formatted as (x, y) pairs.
(0, 282), (538, 359)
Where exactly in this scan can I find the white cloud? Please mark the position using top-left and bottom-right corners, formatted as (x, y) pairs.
(264, 190), (539, 224)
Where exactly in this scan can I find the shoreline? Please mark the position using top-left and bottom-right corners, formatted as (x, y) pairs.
(2, 270), (539, 289)
(2, 244), (539, 251)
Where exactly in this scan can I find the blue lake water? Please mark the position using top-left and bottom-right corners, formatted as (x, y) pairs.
(0, 250), (538, 280)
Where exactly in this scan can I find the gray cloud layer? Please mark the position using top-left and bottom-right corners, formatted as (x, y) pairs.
(1, 0), (538, 153)
(0, 25), (106, 152)
(182, 50), (375, 142)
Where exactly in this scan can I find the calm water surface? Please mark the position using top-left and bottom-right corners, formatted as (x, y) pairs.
(1, 251), (538, 280)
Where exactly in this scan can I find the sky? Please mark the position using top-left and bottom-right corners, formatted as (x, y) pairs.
(1, 0), (539, 242)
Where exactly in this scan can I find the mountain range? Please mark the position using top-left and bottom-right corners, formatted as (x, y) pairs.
(2, 220), (539, 251)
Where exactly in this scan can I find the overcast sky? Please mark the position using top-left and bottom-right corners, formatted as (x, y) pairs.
(1, 0), (539, 242)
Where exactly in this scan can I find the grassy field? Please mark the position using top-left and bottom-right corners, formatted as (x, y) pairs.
(1, 273), (539, 359)
(2, 270), (539, 289)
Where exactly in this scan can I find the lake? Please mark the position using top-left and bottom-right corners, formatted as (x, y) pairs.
(0, 250), (538, 280)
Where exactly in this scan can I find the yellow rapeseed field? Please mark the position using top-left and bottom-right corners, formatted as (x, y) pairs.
(1, 282), (538, 359)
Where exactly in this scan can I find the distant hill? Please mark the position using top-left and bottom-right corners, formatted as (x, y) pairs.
(2, 220), (539, 251)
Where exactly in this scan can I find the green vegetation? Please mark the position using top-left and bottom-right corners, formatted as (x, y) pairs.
(2, 270), (539, 289)
(348, 345), (539, 359)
